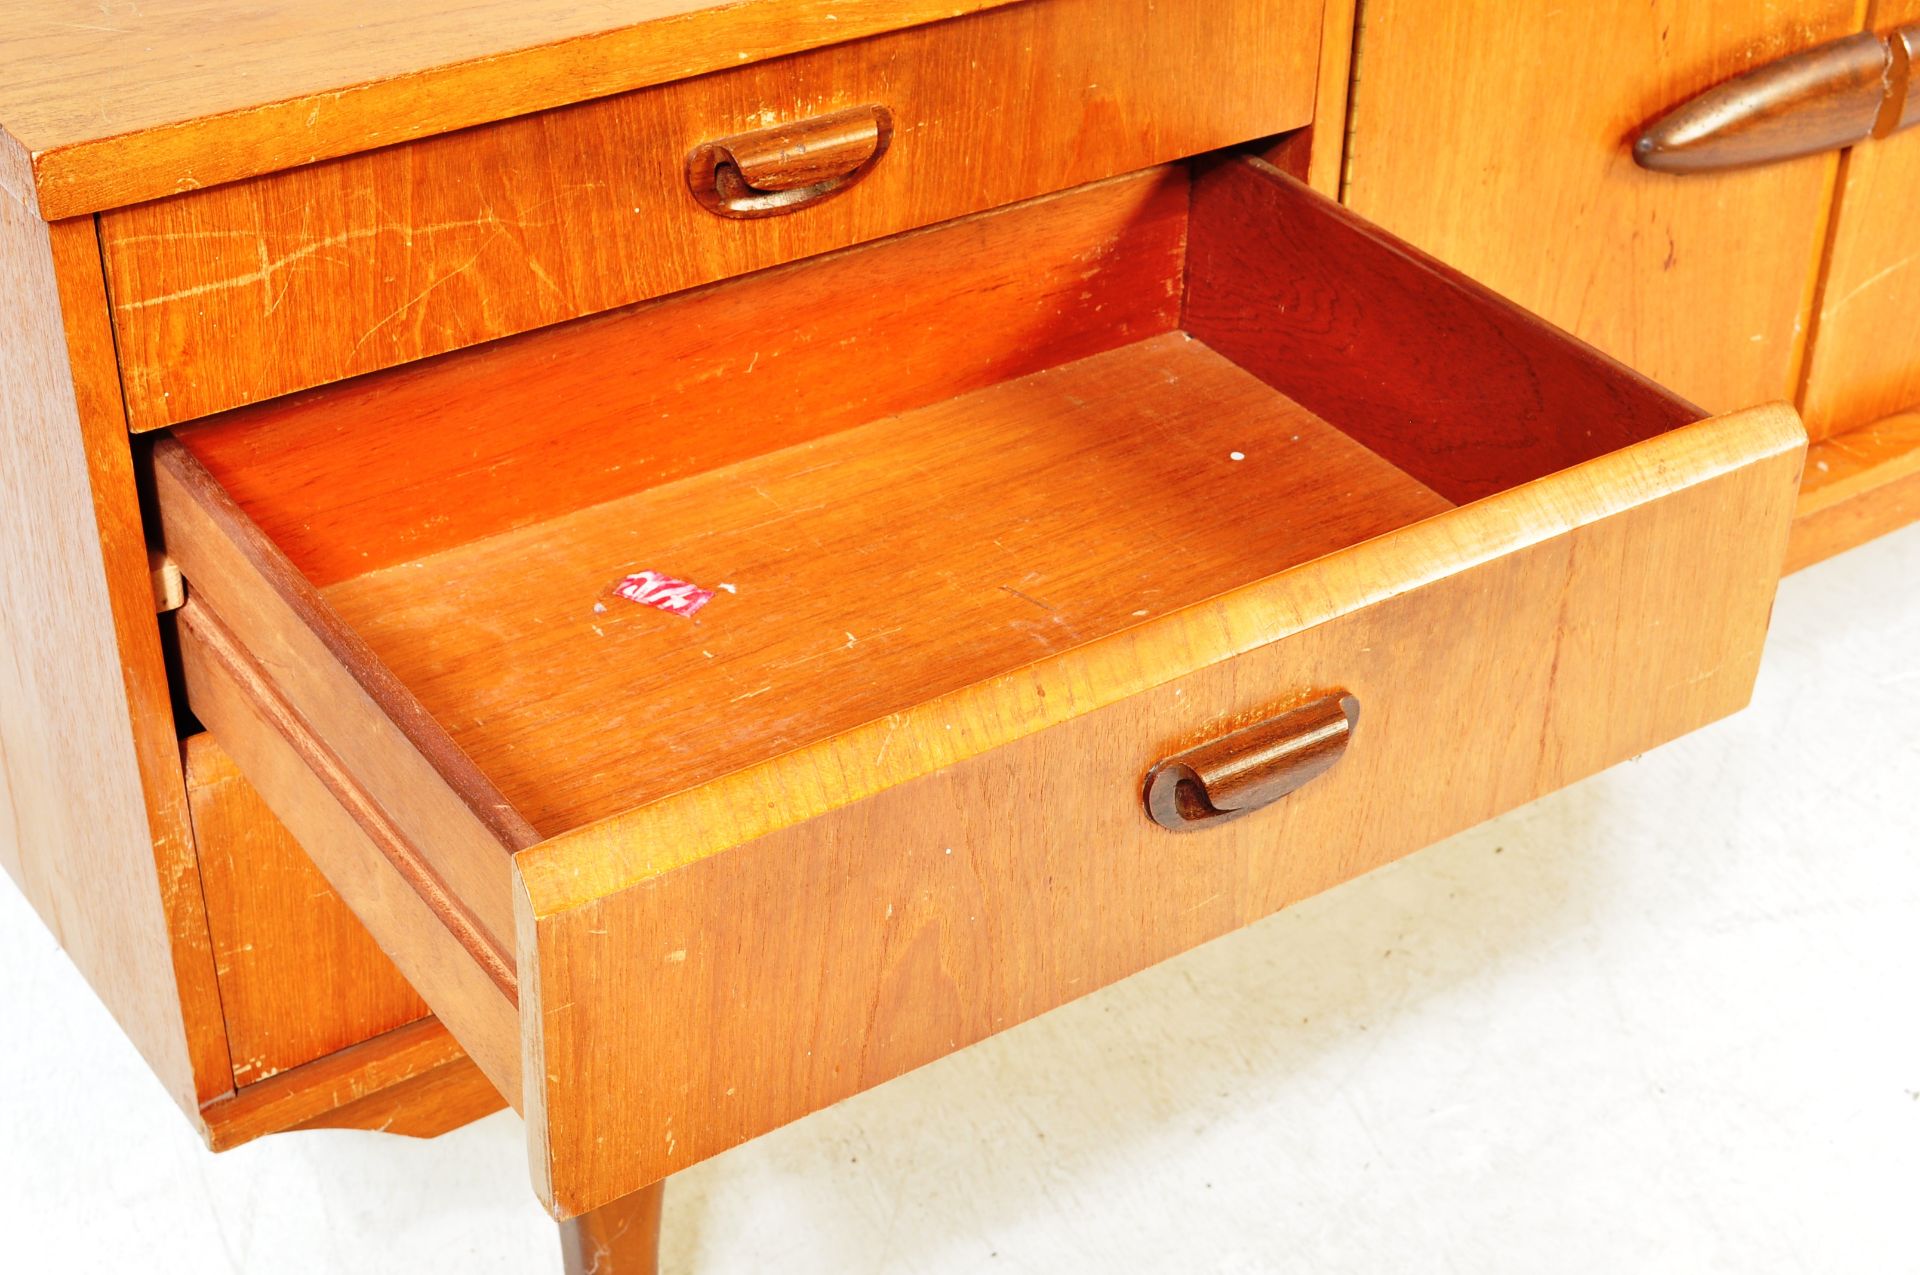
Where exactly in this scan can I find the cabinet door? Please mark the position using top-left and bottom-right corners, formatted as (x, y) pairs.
(1800, 0), (1920, 440)
(1342, 0), (1859, 414)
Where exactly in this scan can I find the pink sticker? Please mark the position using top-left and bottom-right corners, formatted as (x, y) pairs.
(612, 570), (716, 618)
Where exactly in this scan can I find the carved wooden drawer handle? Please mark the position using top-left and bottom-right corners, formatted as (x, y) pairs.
(1635, 24), (1918, 173)
(688, 104), (893, 218)
(1144, 693), (1359, 832)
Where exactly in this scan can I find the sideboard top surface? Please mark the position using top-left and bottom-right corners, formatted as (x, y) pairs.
(0, 0), (1021, 219)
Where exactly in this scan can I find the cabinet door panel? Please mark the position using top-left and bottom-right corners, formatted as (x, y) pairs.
(1801, 0), (1920, 441)
(1344, 0), (1859, 413)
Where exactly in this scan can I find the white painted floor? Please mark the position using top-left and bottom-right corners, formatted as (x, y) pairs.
(3, 525), (1917, 1274)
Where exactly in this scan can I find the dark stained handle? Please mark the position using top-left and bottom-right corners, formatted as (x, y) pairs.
(687, 104), (893, 218)
(1634, 24), (1919, 174)
(1144, 693), (1358, 832)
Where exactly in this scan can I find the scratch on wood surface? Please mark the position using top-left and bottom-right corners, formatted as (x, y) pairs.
(873, 715), (903, 765)
(525, 256), (564, 300)
(999, 583), (1057, 613)
(1824, 250), (1920, 317)
(349, 226), (509, 355)
(111, 213), (537, 313)
(1666, 660), (1726, 691)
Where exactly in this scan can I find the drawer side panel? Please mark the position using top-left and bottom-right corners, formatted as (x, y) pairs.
(178, 607), (524, 1103)
(154, 438), (536, 962)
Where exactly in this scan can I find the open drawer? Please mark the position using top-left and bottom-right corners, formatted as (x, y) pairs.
(152, 157), (1805, 1217)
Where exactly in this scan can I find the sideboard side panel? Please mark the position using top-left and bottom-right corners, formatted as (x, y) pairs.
(0, 193), (227, 1116)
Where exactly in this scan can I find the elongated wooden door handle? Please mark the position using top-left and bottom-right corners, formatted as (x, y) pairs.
(1634, 24), (1919, 173)
(1144, 693), (1358, 832)
(688, 104), (893, 218)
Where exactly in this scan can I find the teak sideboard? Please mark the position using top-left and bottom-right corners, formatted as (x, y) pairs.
(1, 2), (1913, 1271)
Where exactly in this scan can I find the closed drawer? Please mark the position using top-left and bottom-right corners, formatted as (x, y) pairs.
(152, 157), (1805, 1217)
(183, 733), (431, 1085)
(99, 0), (1318, 430)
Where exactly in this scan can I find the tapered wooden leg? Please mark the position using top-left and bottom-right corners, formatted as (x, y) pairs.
(558, 1181), (665, 1275)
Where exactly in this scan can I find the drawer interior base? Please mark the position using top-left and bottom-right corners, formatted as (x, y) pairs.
(324, 333), (1451, 833)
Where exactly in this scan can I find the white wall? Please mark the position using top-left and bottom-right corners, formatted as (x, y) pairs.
(4, 525), (1916, 1274)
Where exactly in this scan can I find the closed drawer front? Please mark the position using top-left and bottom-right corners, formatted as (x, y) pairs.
(153, 157), (1805, 1217)
(100, 0), (1317, 430)
(183, 733), (431, 1086)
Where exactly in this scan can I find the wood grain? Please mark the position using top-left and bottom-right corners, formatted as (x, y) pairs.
(1261, 0), (1358, 196)
(1310, 0), (1360, 196)
(317, 336), (1452, 835)
(1632, 26), (1913, 172)
(175, 601), (524, 1102)
(1184, 158), (1704, 503)
(1787, 409), (1920, 569)
(0, 194), (227, 1116)
(200, 1016), (502, 1151)
(47, 216), (237, 1110)
(0, 0), (1029, 218)
(185, 733), (431, 1086)
(559, 1185), (665, 1275)
(288, 1048), (503, 1142)
(175, 169), (1192, 588)
(516, 406), (1806, 1214)
(1799, 1), (1920, 440)
(1341, 0), (1861, 414)
(100, 0), (1317, 428)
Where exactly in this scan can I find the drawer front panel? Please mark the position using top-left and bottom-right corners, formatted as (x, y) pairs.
(515, 412), (1802, 1213)
(183, 734), (430, 1085)
(101, 0), (1317, 429)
